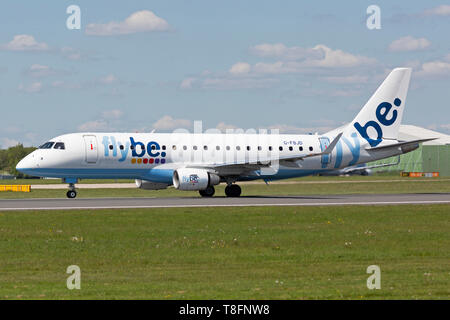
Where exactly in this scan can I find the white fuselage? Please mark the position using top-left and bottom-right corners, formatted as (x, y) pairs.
(16, 131), (402, 184)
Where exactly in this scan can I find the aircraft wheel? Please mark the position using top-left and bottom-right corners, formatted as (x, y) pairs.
(199, 186), (215, 197)
(225, 184), (241, 197)
(67, 190), (77, 199)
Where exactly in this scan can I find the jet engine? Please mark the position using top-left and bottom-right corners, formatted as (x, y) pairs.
(173, 168), (220, 191)
(135, 179), (169, 190)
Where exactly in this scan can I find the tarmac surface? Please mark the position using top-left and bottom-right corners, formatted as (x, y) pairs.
(0, 193), (449, 211)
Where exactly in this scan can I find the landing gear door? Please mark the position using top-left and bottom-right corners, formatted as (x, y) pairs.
(318, 137), (331, 168)
(83, 135), (98, 164)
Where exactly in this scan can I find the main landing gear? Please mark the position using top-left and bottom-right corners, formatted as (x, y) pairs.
(66, 183), (77, 199)
(198, 184), (242, 197)
(199, 186), (215, 197)
(225, 184), (241, 197)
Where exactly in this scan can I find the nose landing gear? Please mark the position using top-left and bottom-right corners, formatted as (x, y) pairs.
(67, 189), (77, 199)
(66, 181), (78, 199)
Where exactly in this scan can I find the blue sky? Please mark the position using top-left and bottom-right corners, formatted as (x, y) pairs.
(1, 0), (450, 147)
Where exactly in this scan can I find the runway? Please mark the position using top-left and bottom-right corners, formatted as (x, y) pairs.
(0, 193), (449, 211)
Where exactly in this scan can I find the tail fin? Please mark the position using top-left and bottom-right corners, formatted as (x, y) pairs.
(348, 68), (412, 147)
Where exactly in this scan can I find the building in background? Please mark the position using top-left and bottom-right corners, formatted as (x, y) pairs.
(369, 125), (450, 176)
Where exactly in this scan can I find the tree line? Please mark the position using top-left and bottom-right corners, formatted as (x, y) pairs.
(0, 144), (36, 178)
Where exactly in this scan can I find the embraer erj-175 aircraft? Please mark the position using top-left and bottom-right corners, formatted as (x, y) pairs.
(17, 68), (433, 198)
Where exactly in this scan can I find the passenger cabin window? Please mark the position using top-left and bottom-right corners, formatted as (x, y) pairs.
(39, 142), (55, 149)
(289, 146), (293, 151)
(309, 146), (313, 151)
(54, 142), (65, 150)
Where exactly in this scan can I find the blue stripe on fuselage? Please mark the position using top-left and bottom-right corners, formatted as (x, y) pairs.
(18, 167), (331, 184)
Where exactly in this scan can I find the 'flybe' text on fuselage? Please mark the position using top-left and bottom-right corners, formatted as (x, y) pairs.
(102, 136), (166, 162)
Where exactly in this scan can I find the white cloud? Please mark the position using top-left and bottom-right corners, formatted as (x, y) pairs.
(180, 77), (196, 89)
(305, 45), (375, 68)
(423, 5), (450, 16)
(180, 43), (375, 92)
(201, 77), (279, 90)
(18, 82), (43, 93)
(416, 59), (450, 77)
(247, 44), (375, 75)
(323, 75), (368, 84)
(388, 36), (431, 52)
(250, 43), (324, 61)
(23, 64), (56, 78)
(101, 109), (123, 120)
(0, 137), (20, 148)
(99, 74), (119, 84)
(216, 122), (239, 131)
(51, 80), (82, 90)
(86, 10), (170, 36)
(181, 75), (279, 90)
(2, 34), (48, 51)
(229, 62), (251, 75)
(77, 120), (109, 132)
(60, 47), (82, 60)
(152, 116), (192, 131)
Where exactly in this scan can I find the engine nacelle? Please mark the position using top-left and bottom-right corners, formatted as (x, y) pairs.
(135, 179), (169, 190)
(173, 168), (220, 191)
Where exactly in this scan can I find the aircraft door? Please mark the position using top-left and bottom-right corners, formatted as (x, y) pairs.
(318, 137), (331, 168)
(83, 135), (98, 164)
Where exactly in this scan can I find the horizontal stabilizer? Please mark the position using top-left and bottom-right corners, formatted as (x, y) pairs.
(343, 156), (400, 173)
(366, 138), (436, 151)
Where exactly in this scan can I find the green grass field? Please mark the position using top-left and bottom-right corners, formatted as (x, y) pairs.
(0, 205), (449, 299)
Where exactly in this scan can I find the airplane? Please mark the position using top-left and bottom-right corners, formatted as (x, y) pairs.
(16, 68), (435, 198)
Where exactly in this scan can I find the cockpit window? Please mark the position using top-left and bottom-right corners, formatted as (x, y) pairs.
(39, 142), (55, 149)
(54, 142), (65, 150)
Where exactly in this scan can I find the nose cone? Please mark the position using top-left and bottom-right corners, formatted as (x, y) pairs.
(16, 154), (36, 174)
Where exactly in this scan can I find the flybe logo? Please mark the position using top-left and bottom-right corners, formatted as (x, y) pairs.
(102, 136), (166, 164)
(183, 174), (199, 185)
(354, 98), (402, 147)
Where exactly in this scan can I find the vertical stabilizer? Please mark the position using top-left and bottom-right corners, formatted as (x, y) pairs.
(349, 68), (411, 147)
